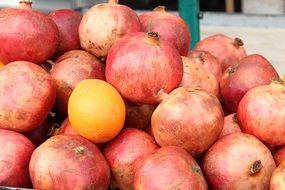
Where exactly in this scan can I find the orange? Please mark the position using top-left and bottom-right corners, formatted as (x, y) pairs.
(68, 79), (126, 143)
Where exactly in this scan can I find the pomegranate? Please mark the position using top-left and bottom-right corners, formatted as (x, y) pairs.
(187, 50), (222, 81)
(50, 50), (105, 115)
(106, 32), (183, 104)
(124, 100), (156, 129)
(194, 34), (247, 72)
(104, 128), (158, 190)
(218, 113), (241, 139)
(270, 162), (285, 189)
(0, 129), (35, 187)
(151, 87), (224, 156)
(0, 1), (59, 64)
(0, 61), (56, 132)
(134, 146), (208, 189)
(220, 54), (279, 112)
(237, 81), (285, 146)
(274, 146), (285, 166)
(179, 56), (219, 98)
(139, 6), (190, 56)
(52, 118), (78, 136)
(79, 0), (142, 58)
(48, 9), (82, 57)
(202, 133), (276, 189)
(29, 135), (110, 190)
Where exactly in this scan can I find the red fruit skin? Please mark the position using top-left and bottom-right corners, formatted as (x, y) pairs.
(0, 2), (59, 64)
(51, 50), (105, 115)
(134, 146), (208, 190)
(218, 113), (241, 139)
(194, 34), (247, 72)
(202, 133), (276, 190)
(52, 118), (78, 136)
(29, 135), (110, 190)
(151, 87), (224, 156)
(0, 129), (35, 187)
(103, 128), (158, 190)
(274, 146), (285, 166)
(179, 56), (220, 98)
(187, 50), (222, 81)
(220, 54), (279, 112)
(48, 9), (82, 57)
(270, 162), (285, 189)
(106, 32), (183, 104)
(0, 61), (56, 132)
(79, 1), (142, 58)
(237, 82), (285, 146)
(139, 6), (190, 56)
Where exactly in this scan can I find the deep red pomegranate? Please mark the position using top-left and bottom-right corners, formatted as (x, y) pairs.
(218, 113), (241, 139)
(48, 9), (82, 57)
(52, 118), (78, 136)
(151, 87), (224, 156)
(29, 135), (110, 190)
(103, 128), (158, 190)
(134, 146), (208, 189)
(0, 129), (35, 187)
(202, 133), (276, 189)
(274, 146), (285, 166)
(220, 54), (279, 112)
(237, 81), (285, 146)
(179, 56), (219, 98)
(79, 0), (142, 58)
(194, 34), (247, 72)
(270, 162), (285, 189)
(139, 6), (190, 56)
(0, 61), (56, 132)
(187, 50), (222, 81)
(50, 50), (105, 115)
(106, 32), (183, 104)
(0, 1), (59, 64)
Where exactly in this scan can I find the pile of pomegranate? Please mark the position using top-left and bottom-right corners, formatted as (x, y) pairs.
(0, 1), (284, 189)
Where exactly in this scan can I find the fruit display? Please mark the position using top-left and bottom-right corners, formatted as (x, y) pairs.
(0, 1), (284, 189)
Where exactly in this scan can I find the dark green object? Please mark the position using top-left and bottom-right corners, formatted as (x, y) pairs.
(178, 0), (200, 48)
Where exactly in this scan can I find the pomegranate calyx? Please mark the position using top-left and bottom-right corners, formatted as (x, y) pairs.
(19, 0), (32, 9)
(41, 60), (55, 73)
(153, 6), (166, 12)
(250, 160), (263, 175)
(147, 32), (159, 41)
(154, 89), (168, 103)
(233, 37), (244, 47)
(108, 0), (119, 4)
(232, 113), (238, 123)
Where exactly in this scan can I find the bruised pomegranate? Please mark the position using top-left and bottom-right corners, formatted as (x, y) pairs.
(134, 146), (208, 190)
(0, 61), (56, 132)
(104, 128), (158, 190)
(194, 34), (247, 72)
(52, 118), (77, 136)
(106, 32), (183, 104)
(179, 56), (219, 98)
(187, 50), (222, 81)
(202, 133), (276, 189)
(50, 50), (105, 115)
(139, 6), (190, 56)
(48, 9), (82, 57)
(0, 129), (35, 187)
(237, 81), (285, 146)
(270, 162), (285, 189)
(0, 1), (59, 64)
(274, 146), (285, 166)
(152, 87), (224, 156)
(29, 135), (110, 190)
(218, 113), (241, 139)
(220, 54), (279, 112)
(79, 0), (142, 58)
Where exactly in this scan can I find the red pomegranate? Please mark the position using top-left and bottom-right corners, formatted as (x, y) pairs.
(0, 61), (56, 132)
(134, 146), (208, 189)
(237, 81), (285, 146)
(274, 146), (285, 166)
(106, 32), (183, 104)
(220, 54), (279, 112)
(139, 6), (190, 56)
(48, 9), (82, 57)
(79, 0), (142, 58)
(29, 135), (110, 190)
(194, 34), (247, 72)
(218, 113), (241, 139)
(202, 133), (276, 189)
(187, 50), (222, 81)
(124, 100), (156, 129)
(0, 129), (35, 187)
(103, 128), (158, 190)
(151, 87), (224, 156)
(0, 1), (59, 64)
(270, 162), (285, 189)
(52, 118), (78, 136)
(50, 50), (105, 115)
(179, 56), (219, 98)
